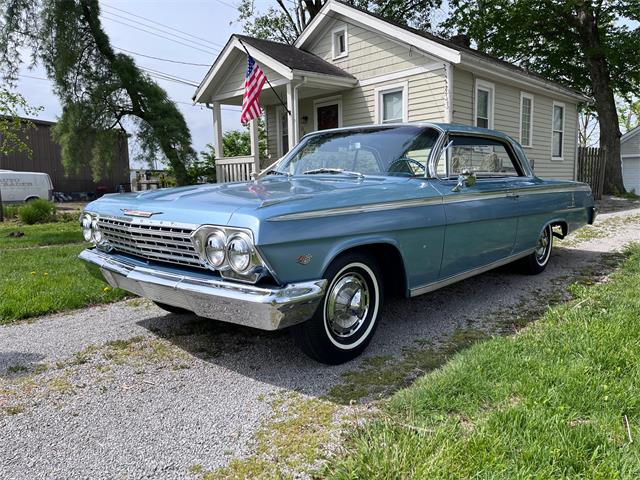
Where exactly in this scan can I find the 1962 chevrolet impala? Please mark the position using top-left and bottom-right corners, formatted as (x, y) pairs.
(80, 124), (596, 364)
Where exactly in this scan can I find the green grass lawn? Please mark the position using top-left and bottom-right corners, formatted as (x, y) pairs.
(327, 245), (640, 479)
(0, 222), (126, 324)
(0, 221), (84, 249)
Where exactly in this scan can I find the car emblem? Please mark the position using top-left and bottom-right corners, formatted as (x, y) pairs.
(297, 254), (312, 265)
(121, 209), (162, 218)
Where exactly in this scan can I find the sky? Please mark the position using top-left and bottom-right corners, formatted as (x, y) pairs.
(14, 0), (256, 168)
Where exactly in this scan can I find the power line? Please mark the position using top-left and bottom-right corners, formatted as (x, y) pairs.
(210, 0), (240, 10)
(18, 74), (49, 81)
(139, 66), (200, 86)
(101, 2), (227, 49)
(174, 100), (241, 112)
(114, 46), (211, 67)
(100, 10), (221, 52)
(100, 15), (218, 56)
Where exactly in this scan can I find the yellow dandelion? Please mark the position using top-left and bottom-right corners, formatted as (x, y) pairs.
(103, 286), (111, 292)
(31, 271), (37, 276)
(43, 272), (49, 276)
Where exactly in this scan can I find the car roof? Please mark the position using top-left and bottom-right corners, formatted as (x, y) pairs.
(305, 123), (514, 142)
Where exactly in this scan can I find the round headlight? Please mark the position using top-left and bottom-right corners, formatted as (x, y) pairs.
(226, 233), (253, 273)
(82, 214), (93, 241)
(205, 231), (226, 268)
(90, 219), (103, 244)
(81, 214), (92, 229)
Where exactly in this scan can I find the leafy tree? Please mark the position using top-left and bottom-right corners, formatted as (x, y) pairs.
(618, 96), (640, 133)
(0, 87), (41, 221)
(237, 0), (443, 44)
(0, 88), (41, 156)
(0, 0), (196, 185)
(169, 119), (267, 185)
(578, 110), (599, 147)
(442, 0), (640, 194)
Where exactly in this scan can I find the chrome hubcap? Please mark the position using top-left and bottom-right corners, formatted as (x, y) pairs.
(326, 273), (370, 338)
(535, 228), (551, 264)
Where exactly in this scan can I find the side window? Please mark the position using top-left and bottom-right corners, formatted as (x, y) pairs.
(437, 136), (522, 178)
(552, 102), (565, 159)
(475, 80), (494, 129)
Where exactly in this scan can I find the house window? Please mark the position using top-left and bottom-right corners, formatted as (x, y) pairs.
(375, 83), (407, 124)
(475, 80), (494, 129)
(332, 26), (348, 59)
(552, 102), (565, 159)
(520, 93), (534, 147)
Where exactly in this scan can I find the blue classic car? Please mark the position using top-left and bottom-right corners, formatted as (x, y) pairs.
(80, 124), (596, 364)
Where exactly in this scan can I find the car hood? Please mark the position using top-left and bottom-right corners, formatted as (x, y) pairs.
(86, 175), (435, 227)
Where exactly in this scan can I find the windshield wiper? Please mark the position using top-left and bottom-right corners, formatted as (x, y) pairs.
(303, 168), (363, 178)
(266, 169), (291, 176)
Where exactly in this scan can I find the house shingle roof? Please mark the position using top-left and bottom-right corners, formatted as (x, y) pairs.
(235, 35), (355, 79)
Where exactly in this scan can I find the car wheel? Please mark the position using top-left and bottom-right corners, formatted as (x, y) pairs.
(153, 301), (192, 314)
(292, 252), (383, 365)
(522, 224), (553, 275)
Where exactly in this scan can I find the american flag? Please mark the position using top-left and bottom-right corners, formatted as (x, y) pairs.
(240, 55), (266, 125)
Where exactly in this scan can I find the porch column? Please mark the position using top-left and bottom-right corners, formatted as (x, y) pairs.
(249, 118), (260, 173)
(212, 101), (223, 159)
(286, 82), (296, 151)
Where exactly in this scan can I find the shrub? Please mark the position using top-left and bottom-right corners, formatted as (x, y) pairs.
(1, 204), (20, 220)
(57, 211), (79, 223)
(18, 199), (56, 224)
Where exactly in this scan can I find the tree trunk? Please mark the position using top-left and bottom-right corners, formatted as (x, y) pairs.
(573, 6), (625, 194)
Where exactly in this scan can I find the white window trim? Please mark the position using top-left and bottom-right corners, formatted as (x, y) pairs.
(313, 95), (343, 131)
(519, 92), (534, 148)
(331, 24), (348, 60)
(551, 101), (565, 161)
(374, 81), (409, 124)
(275, 105), (289, 158)
(474, 79), (495, 129)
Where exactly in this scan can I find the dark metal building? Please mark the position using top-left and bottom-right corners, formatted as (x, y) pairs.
(0, 117), (130, 194)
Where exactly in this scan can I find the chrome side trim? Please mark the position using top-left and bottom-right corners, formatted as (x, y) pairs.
(79, 248), (326, 331)
(515, 184), (592, 195)
(410, 249), (533, 297)
(444, 192), (509, 203)
(268, 197), (444, 221)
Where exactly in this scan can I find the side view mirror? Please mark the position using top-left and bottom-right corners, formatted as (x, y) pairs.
(452, 169), (476, 192)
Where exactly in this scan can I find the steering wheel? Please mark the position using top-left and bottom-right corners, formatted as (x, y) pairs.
(387, 156), (426, 175)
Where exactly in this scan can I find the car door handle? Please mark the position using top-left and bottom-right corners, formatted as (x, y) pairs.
(506, 192), (519, 199)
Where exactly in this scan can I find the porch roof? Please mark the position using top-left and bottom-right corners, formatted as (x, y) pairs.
(193, 34), (356, 104)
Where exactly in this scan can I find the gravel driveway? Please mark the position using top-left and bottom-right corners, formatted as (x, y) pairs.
(2, 206), (640, 479)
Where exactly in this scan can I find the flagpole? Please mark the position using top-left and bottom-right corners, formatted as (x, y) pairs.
(237, 38), (292, 116)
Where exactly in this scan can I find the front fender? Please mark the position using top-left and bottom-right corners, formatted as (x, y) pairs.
(320, 236), (405, 275)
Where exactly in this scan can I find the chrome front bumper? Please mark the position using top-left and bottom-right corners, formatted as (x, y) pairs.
(79, 249), (327, 330)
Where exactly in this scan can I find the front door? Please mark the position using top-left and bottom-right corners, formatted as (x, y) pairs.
(434, 135), (523, 279)
(316, 102), (340, 130)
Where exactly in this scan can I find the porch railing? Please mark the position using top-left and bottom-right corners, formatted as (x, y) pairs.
(216, 156), (257, 183)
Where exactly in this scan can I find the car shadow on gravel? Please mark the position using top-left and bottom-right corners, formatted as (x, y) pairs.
(0, 351), (46, 378)
(597, 195), (640, 214)
(136, 246), (619, 400)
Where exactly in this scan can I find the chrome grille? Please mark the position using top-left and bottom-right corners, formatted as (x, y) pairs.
(98, 217), (204, 269)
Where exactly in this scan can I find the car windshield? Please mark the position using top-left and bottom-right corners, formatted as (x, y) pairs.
(272, 126), (440, 177)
